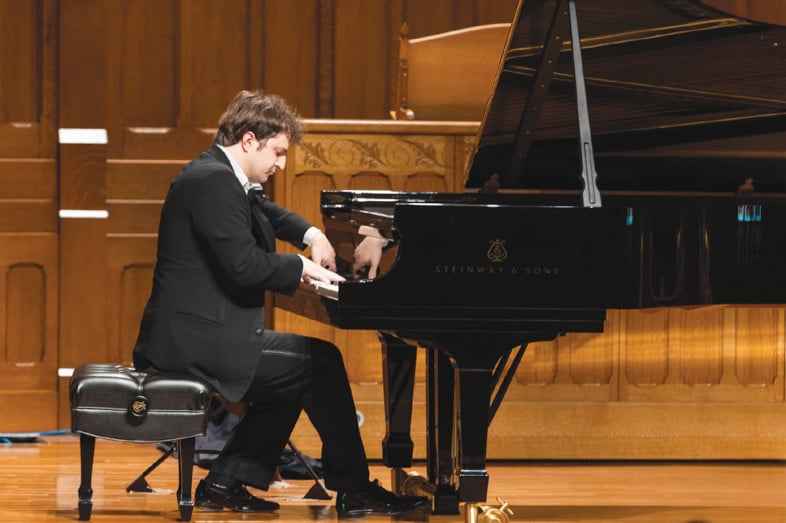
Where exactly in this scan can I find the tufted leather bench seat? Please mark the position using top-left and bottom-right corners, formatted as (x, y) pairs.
(69, 363), (215, 521)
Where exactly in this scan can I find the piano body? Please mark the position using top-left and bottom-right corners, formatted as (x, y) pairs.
(275, 0), (786, 514)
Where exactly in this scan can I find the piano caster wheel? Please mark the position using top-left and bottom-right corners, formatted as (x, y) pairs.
(465, 498), (513, 523)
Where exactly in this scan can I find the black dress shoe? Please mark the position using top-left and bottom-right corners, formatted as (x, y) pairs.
(336, 479), (429, 517)
(195, 479), (279, 512)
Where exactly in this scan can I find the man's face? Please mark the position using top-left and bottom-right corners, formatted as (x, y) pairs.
(246, 131), (290, 184)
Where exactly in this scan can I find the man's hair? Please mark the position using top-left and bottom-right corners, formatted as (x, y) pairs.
(214, 89), (303, 146)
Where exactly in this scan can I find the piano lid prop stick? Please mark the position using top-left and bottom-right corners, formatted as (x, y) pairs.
(568, 0), (602, 208)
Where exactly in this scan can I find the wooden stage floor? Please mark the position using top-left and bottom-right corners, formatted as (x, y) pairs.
(3, 433), (786, 522)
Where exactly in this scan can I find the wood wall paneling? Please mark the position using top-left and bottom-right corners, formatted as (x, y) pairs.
(701, 0), (786, 25)
(401, 0), (518, 37)
(104, 0), (248, 160)
(262, 0), (322, 117)
(107, 237), (157, 366)
(105, 161), (182, 367)
(0, 124), (43, 158)
(178, 0), (261, 128)
(0, 234), (59, 431)
(0, 160), (58, 235)
(58, 0), (111, 429)
(0, 0), (57, 156)
(0, 0), (58, 157)
(0, 0), (58, 432)
(59, 2), (105, 128)
(106, 0), (178, 129)
(0, 1), (41, 121)
(104, 0), (177, 157)
(619, 307), (785, 403)
(58, 216), (110, 363)
(333, 1), (392, 118)
(394, 22), (510, 120)
(0, 392), (59, 433)
(58, 143), (110, 372)
(106, 160), (182, 200)
(0, 236), (58, 387)
(505, 312), (618, 404)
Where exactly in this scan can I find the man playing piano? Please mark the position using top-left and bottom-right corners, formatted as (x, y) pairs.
(132, 89), (427, 516)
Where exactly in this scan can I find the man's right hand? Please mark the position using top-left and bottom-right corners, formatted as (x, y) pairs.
(299, 254), (345, 285)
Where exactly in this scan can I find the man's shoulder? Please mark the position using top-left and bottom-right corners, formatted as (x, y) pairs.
(187, 146), (231, 172)
(175, 149), (234, 186)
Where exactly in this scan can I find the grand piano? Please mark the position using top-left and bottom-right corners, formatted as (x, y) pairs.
(275, 0), (786, 514)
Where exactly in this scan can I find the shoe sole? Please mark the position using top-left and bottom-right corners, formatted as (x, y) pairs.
(197, 503), (278, 513)
(337, 505), (428, 518)
(196, 500), (279, 513)
(195, 501), (224, 512)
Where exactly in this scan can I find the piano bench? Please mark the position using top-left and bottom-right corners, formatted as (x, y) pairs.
(69, 363), (214, 521)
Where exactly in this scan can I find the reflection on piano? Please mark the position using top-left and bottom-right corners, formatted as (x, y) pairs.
(276, 0), (786, 514)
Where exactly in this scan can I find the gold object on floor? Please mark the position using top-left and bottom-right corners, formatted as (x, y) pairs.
(466, 497), (513, 523)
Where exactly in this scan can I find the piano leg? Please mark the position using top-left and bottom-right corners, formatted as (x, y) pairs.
(418, 334), (526, 513)
(380, 332), (417, 467)
(429, 348), (460, 514)
(455, 365), (493, 502)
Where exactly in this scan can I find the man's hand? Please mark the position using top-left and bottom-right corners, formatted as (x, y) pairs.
(352, 236), (384, 279)
(299, 255), (345, 285)
(308, 231), (338, 272)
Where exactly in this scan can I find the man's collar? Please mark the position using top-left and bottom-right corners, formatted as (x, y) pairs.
(216, 144), (250, 192)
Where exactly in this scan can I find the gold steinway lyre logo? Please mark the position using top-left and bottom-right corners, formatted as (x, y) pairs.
(132, 400), (148, 415)
(487, 239), (508, 263)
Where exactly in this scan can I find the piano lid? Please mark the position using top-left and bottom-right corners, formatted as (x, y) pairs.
(466, 0), (786, 195)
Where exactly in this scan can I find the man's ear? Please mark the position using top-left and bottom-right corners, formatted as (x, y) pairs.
(240, 131), (257, 152)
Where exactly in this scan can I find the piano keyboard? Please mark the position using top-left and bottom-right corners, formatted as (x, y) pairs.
(303, 280), (339, 300)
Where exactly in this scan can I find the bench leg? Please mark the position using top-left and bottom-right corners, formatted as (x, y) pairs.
(176, 438), (196, 521)
(78, 433), (95, 520)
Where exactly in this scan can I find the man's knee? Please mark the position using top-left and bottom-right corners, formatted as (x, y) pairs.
(311, 338), (345, 366)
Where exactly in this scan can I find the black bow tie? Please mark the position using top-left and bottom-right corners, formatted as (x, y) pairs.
(248, 188), (276, 252)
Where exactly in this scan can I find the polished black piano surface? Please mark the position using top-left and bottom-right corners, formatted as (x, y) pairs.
(275, 0), (786, 513)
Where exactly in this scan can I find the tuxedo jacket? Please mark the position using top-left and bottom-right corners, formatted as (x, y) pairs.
(133, 145), (311, 401)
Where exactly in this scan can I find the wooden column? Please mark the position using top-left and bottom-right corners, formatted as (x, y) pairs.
(57, 2), (110, 428)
